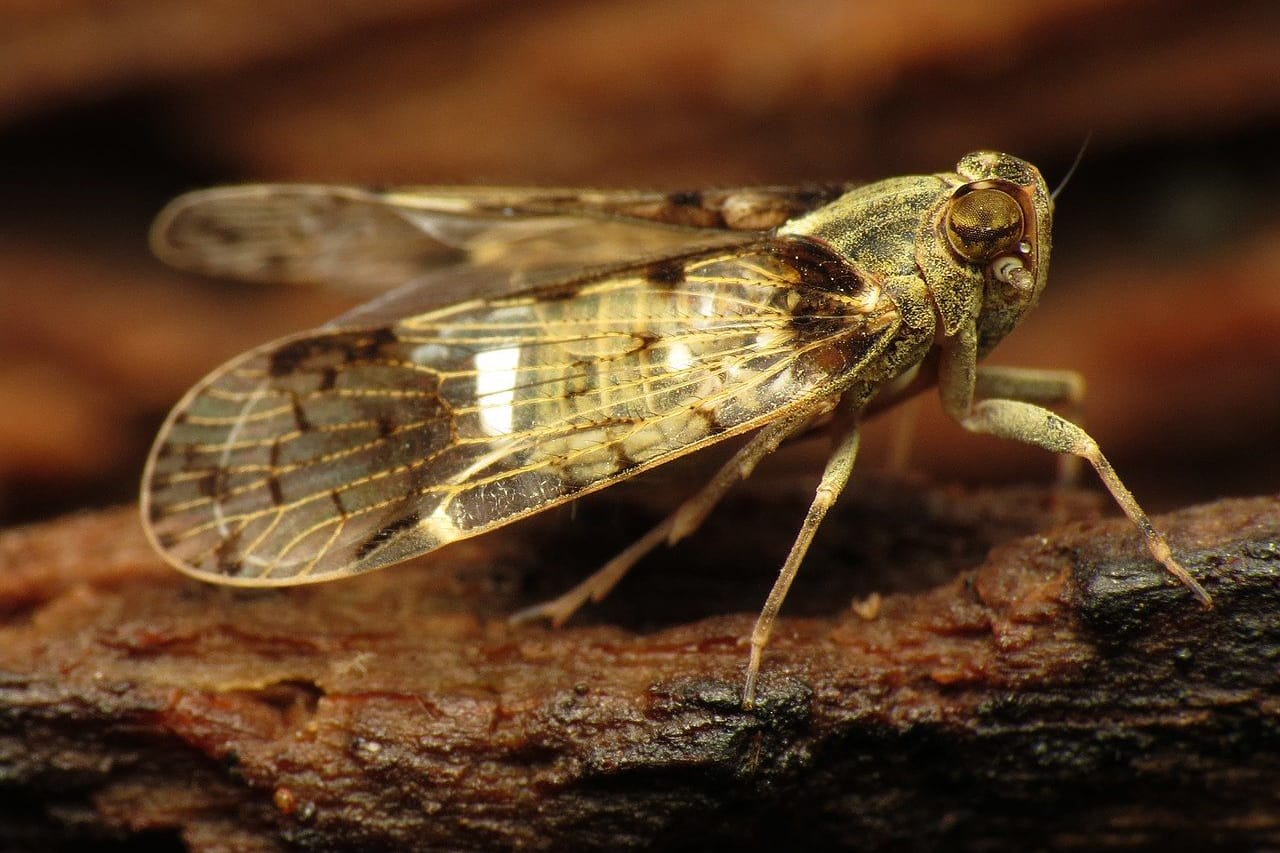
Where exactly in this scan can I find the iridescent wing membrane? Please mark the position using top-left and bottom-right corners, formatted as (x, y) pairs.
(143, 185), (897, 585)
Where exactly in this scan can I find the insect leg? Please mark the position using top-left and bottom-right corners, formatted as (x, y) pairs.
(975, 366), (1086, 486)
(940, 326), (1211, 607)
(743, 421), (861, 708)
(509, 407), (821, 628)
(884, 395), (922, 474)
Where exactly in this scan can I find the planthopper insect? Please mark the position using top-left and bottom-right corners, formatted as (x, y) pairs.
(141, 152), (1212, 706)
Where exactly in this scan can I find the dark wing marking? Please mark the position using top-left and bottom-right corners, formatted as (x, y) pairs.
(141, 238), (898, 586)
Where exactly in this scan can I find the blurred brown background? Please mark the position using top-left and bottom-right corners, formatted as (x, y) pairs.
(2, 0), (1278, 528)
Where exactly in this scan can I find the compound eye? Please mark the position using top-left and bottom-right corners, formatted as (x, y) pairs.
(944, 187), (1024, 263)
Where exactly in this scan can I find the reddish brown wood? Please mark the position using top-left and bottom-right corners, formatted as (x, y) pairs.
(2, 485), (1277, 850)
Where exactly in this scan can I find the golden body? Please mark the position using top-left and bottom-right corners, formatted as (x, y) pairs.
(143, 152), (1209, 705)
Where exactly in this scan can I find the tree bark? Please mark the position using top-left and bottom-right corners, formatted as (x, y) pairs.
(2, 479), (1277, 851)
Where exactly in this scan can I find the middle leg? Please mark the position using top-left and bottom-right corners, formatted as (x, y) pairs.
(510, 405), (824, 627)
(743, 420), (862, 707)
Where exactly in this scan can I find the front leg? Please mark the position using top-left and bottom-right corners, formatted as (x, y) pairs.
(975, 365), (1085, 486)
(939, 323), (1212, 606)
(974, 365), (1084, 407)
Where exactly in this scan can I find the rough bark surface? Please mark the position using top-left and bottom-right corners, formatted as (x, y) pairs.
(3, 482), (1277, 851)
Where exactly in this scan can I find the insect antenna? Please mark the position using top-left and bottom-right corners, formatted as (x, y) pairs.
(1050, 133), (1093, 201)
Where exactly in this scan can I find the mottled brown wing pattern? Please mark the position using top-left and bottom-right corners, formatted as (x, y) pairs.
(149, 184), (852, 296)
(142, 239), (899, 585)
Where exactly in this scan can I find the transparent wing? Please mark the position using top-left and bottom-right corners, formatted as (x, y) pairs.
(142, 238), (898, 586)
(149, 184), (853, 303)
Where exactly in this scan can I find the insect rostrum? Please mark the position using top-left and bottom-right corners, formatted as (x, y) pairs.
(142, 152), (1211, 707)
